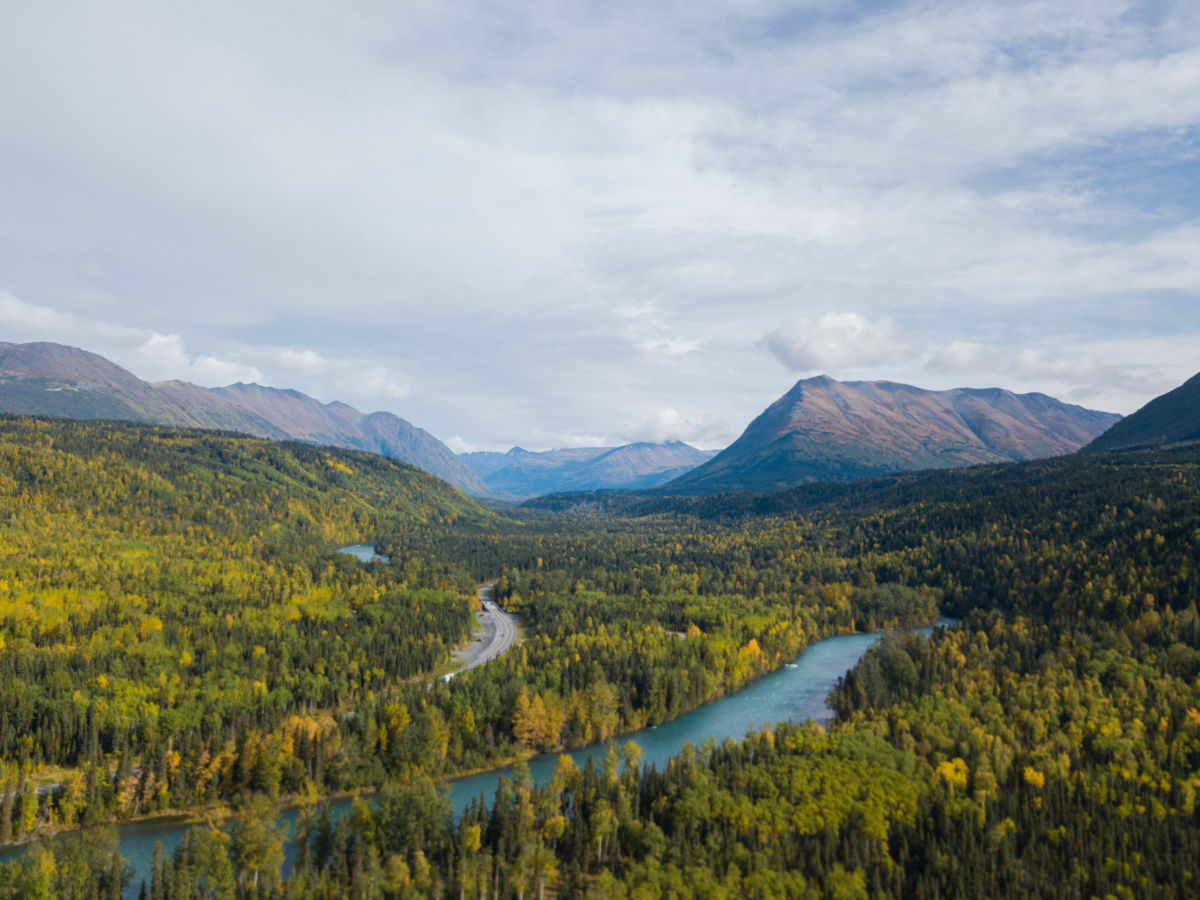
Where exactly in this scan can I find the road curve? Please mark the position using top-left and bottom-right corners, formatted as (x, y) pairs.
(447, 583), (518, 677)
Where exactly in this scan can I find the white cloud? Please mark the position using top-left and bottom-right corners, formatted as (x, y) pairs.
(924, 333), (1198, 414)
(624, 407), (730, 448)
(762, 313), (909, 373)
(929, 340), (1002, 372)
(0, 291), (75, 335)
(187, 354), (263, 386)
(0, 289), (259, 386)
(0, 290), (426, 415)
(445, 435), (476, 454)
(270, 348), (418, 407)
(613, 304), (654, 320)
(611, 303), (703, 358)
(1, 2), (1197, 446)
(358, 366), (411, 400)
(631, 408), (687, 444)
(526, 428), (613, 450)
(0, 291), (261, 385)
(117, 328), (263, 385)
(277, 348), (330, 375)
(136, 332), (190, 372)
(640, 336), (703, 357)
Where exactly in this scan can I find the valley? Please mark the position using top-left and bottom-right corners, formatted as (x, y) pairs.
(4, 3), (1194, 895)
(0, 372), (1197, 898)
(451, 585), (519, 676)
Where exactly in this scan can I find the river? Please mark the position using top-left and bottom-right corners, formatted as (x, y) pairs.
(2, 619), (953, 896)
(337, 543), (389, 563)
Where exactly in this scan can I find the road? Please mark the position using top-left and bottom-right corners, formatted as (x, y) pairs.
(448, 583), (518, 677)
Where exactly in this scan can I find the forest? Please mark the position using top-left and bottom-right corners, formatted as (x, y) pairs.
(1, 414), (1198, 897)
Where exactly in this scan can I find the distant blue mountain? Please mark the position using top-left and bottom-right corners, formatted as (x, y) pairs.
(459, 441), (716, 498)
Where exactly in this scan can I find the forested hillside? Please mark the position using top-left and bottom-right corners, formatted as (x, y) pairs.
(0, 416), (490, 844)
(240, 447), (1200, 897)
(1085, 371), (1200, 452)
(0, 415), (941, 860)
(150, 445), (1200, 898)
(3, 417), (1199, 898)
(0, 341), (488, 494)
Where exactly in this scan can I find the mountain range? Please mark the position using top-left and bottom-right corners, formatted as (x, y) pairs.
(0, 341), (718, 498)
(1085, 371), (1200, 453)
(0, 340), (1143, 501)
(662, 375), (1123, 494)
(0, 341), (488, 494)
(460, 441), (716, 499)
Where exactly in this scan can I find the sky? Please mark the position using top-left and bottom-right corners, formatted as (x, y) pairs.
(1, 1), (1197, 452)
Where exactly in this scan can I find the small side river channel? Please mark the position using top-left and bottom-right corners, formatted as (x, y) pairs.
(2, 619), (955, 897)
(336, 543), (389, 563)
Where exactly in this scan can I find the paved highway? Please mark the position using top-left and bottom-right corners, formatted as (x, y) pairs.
(448, 583), (518, 677)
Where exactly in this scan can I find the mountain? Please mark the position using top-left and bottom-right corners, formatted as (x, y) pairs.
(570, 442), (718, 491)
(0, 342), (290, 434)
(1084, 372), (1200, 453)
(208, 382), (488, 494)
(460, 440), (716, 498)
(662, 375), (1122, 495)
(0, 341), (486, 495)
(460, 447), (601, 497)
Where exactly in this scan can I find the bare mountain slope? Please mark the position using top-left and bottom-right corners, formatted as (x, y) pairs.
(663, 375), (1121, 494)
(0, 341), (485, 494)
(0, 342), (284, 435)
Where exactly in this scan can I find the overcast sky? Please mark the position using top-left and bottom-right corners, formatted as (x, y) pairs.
(2, 1), (1197, 451)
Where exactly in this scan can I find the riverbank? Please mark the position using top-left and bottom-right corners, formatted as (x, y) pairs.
(4, 618), (956, 897)
(2, 613), (952, 857)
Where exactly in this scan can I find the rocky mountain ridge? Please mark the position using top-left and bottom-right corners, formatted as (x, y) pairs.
(0, 341), (486, 494)
(663, 375), (1123, 494)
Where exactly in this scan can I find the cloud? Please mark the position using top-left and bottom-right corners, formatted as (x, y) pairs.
(277, 348), (330, 375)
(762, 313), (909, 373)
(640, 336), (703, 357)
(613, 304), (654, 320)
(358, 366), (411, 400)
(272, 348), (414, 405)
(929, 339), (1153, 397)
(1, 3), (1197, 446)
(136, 332), (190, 372)
(526, 428), (612, 449)
(929, 340), (1001, 372)
(925, 332), (1196, 414)
(445, 435), (476, 454)
(187, 354), (263, 385)
(0, 291), (262, 385)
(0, 291), (75, 335)
(624, 407), (731, 449)
(118, 329), (262, 385)
(631, 408), (688, 444)
(611, 303), (703, 358)
(0, 289), (247, 387)
(0, 289), (426, 418)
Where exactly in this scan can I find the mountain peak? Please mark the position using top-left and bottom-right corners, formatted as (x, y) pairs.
(458, 441), (716, 498)
(1086, 372), (1200, 453)
(789, 373), (836, 390)
(0, 341), (486, 495)
(663, 374), (1122, 495)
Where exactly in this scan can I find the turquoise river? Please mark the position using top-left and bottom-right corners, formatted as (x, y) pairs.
(3, 619), (954, 897)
